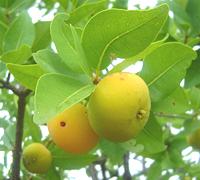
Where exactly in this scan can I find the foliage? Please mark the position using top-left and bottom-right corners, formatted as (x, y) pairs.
(0, 0), (200, 179)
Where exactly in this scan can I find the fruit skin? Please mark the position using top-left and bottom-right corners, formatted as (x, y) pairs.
(88, 72), (151, 142)
(22, 143), (52, 174)
(187, 128), (200, 149)
(47, 104), (99, 154)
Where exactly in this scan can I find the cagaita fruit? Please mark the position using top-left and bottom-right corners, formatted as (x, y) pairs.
(48, 103), (99, 154)
(22, 143), (52, 174)
(88, 72), (151, 142)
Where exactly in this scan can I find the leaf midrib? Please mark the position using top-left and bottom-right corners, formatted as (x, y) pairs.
(147, 55), (190, 87)
(97, 11), (165, 70)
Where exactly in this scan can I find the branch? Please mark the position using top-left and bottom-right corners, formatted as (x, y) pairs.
(88, 164), (98, 180)
(0, 78), (20, 95)
(123, 152), (132, 180)
(154, 112), (195, 120)
(11, 90), (31, 180)
(100, 158), (107, 180)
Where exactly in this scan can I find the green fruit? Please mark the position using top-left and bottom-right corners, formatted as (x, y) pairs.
(22, 143), (52, 174)
(187, 128), (200, 149)
(88, 72), (151, 142)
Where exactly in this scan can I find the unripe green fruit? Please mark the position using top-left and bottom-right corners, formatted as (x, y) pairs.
(88, 72), (151, 142)
(187, 128), (200, 149)
(23, 143), (52, 174)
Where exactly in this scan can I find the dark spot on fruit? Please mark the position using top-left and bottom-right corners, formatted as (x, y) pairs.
(172, 102), (176, 106)
(136, 110), (146, 120)
(120, 77), (124, 80)
(60, 121), (66, 127)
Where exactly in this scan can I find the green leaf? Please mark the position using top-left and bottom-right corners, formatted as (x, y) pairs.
(51, 146), (97, 170)
(3, 11), (35, 52)
(50, 13), (89, 74)
(185, 50), (200, 88)
(169, 0), (191, 31)
(136, 114), (166, 156)
(23, 109), (42, 142)
(32, 21), (51, 52)
(0, 0), (14, 8)
(66, 0), (107, 25)
(7, 63), (44, 90)
(153, 87), (188, 114)
(45, 165), (61, 180)
(1, 45), (32, 64)
(186, 0), (200, 34)
(186, 87), (200, 111)
(82, 4), (169, 71)
(33, 49), (73, 75)
(34, 73), (93, 124)
(0, 21), (8, 54)
(109, 35), (168, 74)
(147, 162), (162, 180)
(58, 84), (95, 111)
(8, 0), (35, 14)
(140, 42), (196, 102)
(99, 139), (126, 164)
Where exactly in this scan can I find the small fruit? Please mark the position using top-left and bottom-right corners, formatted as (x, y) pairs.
(22, 143), (52, 174)
(187, 128), (200, 149)
(88, 72), (151, 142)
(47, 104), (99, 154)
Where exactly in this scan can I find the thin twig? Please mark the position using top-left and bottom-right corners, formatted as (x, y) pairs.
(0, 78), (20, 95)
(100, 158), (107, 180)
(88, 164), (98, 180)
(123, 152), (132, 180)
(154, 112), (195, 120)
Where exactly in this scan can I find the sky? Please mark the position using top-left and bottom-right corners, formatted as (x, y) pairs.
(0, 0), (199, 179)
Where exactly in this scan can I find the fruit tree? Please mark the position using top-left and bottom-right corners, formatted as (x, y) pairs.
(0, 0), (200, 179)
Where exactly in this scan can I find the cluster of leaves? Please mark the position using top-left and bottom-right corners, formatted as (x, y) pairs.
(0, 0), (200, 179)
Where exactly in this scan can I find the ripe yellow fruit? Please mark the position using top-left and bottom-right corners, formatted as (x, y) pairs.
(88, 72), (151, 142)
(22, 143), (52, 174)
(187, 128), (200, 149)
(47, 104), (99, 154)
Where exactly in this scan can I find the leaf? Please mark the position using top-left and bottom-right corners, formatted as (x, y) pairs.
(58, 84), (95, 111)
(153, 87), (188, 114)
(185, 50), (200, 88)
(8, 0), (35, 13)
(7, 63), (44, 90)
(169, 0), (191, 31)
(81, 4), (169, 71)
(0, 0), (14, 8)
(186, 0), (200, 34)
(66, 0), (107, 25)
(147, 162), (162, 180)
(140, 42), (197, 102)
(186, 87), (200, 111)
(32, 21), (51, 52)
(0, 21), (8, 54)
(50, 13), (89, 73)
(99, 139), (126, 164)
(23, 109), (42, 142)
(51, 146), (97, 170)
(1, 45), (32, 64)
(34, 73), (93, 124)
(109, 35), (168, 74)
(33, 49), (73, 75)
(3, 11), (35, 52)
(136, 114), (166, 156)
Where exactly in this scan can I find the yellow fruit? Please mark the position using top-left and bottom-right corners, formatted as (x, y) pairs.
(22, 143), (52, 174)
(88, 72), (151, 142)
(187, 128), (200, 149)
(47, 104), (99, 154)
